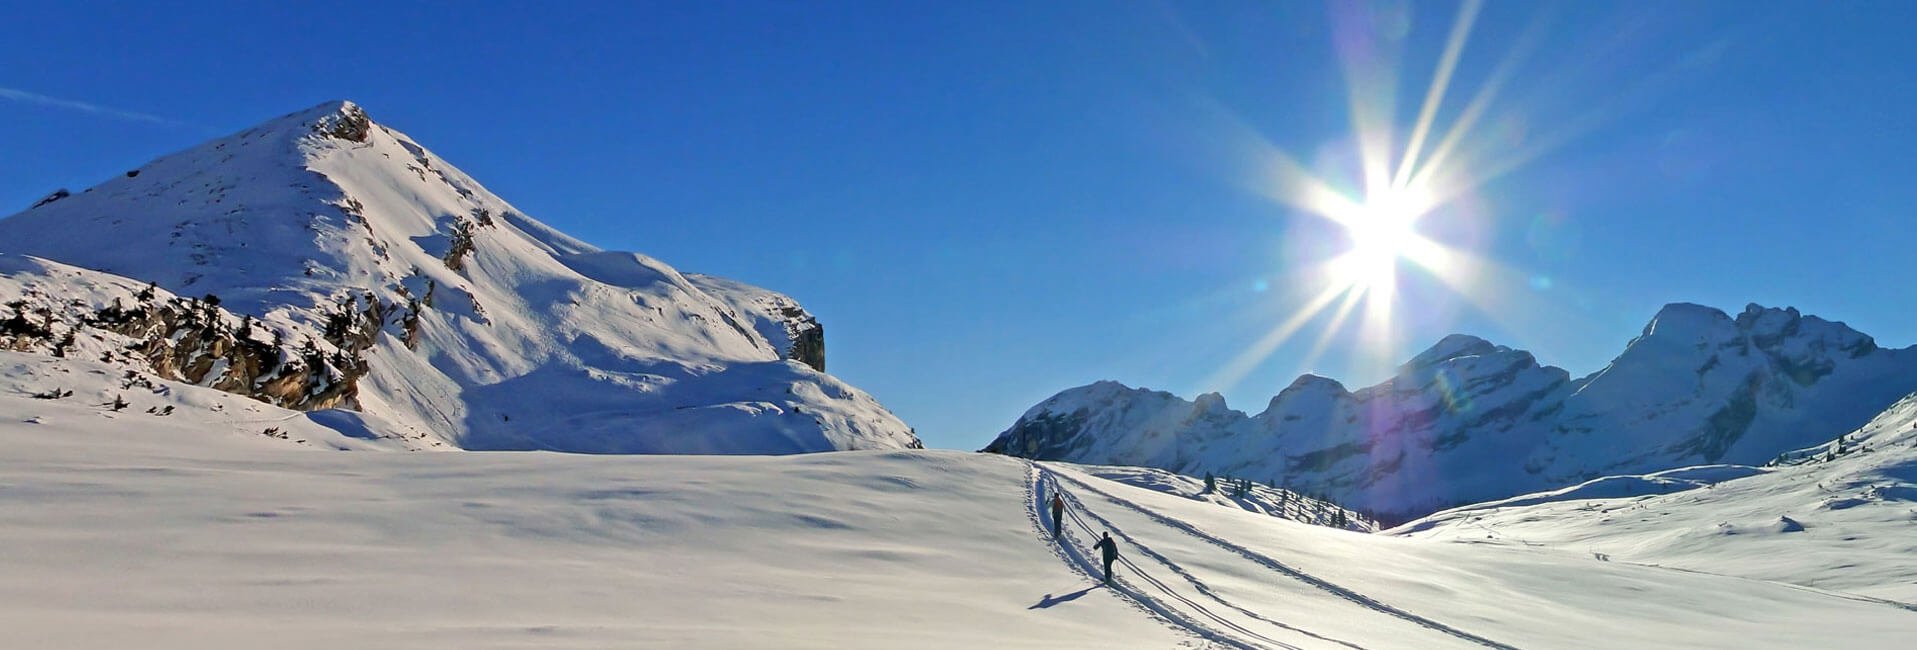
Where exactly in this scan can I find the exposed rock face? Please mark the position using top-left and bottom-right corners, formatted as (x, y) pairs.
(0, 255), (367, 411)
(28, 189), (69, 210)
(688, 274), (827, 372)
(784, 308), (825, 372)
(312, 100), (372, 142)
(987, 303), (1917, 522)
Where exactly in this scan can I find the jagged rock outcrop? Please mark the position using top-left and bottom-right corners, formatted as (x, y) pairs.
(28, 189), (68, 210)
(0, 255), (367, 410)
(689, 274), (828, 372)
(987, 303), (1917, 522)
(312, 102), (372, 142)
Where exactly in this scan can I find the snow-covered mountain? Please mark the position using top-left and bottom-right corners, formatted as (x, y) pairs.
(1395, 393), (1917, 605)
(985, 303), (1917, 521)
(0, 100), (919, 453)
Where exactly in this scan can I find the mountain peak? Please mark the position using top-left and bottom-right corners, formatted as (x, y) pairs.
(1732, 302), (1879, 358)
(304, 99), (372, 142)
(1403, 333), (1500, 370)
(0, 100), (922, 455)
(1192, 391), (1229, 415)
(1643, 302), (1733, 338)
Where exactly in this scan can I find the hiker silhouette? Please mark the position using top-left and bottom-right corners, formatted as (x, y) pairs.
(1049, 492), (1064, 539)
(1092, 532), (1119, 586)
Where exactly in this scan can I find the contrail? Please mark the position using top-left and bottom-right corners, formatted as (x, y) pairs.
(0, 86), (179, 125)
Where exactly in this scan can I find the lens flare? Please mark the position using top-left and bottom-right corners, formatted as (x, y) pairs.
(1202, 0), (1536, 392)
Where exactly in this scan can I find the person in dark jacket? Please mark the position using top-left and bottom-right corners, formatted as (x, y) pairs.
(1049, 492), (1065, 539)
(1093, 532), (1119, 586)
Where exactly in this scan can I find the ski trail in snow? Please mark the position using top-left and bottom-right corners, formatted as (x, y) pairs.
(1047, 466), (1523, 650)
(1021, 463), (1203, 644)
(1627, 560), (1917, 613)
(1024, 464), (1270, 650)
(1056, 487), (1333, 650)
(1053, 484), (1371, 650)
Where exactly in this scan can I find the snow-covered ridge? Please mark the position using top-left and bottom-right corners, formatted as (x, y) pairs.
(0, 100), (919, 453)
(1395, 393), (1917, 604)
(987, 302), (1917, 521)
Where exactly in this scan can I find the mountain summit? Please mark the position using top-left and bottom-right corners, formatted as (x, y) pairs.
(0, 100), (919, 453)
(985, 303), (1917, 521)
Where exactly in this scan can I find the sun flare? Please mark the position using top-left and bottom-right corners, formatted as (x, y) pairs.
(1331, 187), (1432, 299)
(1202, 0), (1532, 392)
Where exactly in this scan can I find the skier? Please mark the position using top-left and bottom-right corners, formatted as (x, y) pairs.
(1093, 532), (1119, 586)
(1049, 491), (1065, 539)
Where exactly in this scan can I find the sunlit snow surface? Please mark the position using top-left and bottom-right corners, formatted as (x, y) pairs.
(1397, 394), (1917, 605)
(2, 353), (1909, 649)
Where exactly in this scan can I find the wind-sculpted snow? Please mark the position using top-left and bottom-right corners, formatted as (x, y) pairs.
(0, 100), (918, 453)
(4, 391), (1908, 648)
(989, 304), (1917, 521)
(1412, 464), (1771, 514)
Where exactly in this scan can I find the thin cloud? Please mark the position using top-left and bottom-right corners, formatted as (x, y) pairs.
(0, 86), (179, 125)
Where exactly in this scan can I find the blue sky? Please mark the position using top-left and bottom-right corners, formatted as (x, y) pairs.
(4, 1), (1916, 450)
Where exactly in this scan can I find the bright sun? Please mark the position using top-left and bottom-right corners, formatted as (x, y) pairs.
(1202, 0), (1527, 390)
(1330, 187), (1433, 299)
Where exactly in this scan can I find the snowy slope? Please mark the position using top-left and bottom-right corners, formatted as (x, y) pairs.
(687, 273), (827, 372)
(1395, 393), (1917, 605)
(987, 304), (1917, 521)
(1, 381), (1910, 649)
(0, 101), (917, 453)
(1073, 463), (1379, 532)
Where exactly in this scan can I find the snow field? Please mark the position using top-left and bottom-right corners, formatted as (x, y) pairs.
(0, 351), (1910, 648)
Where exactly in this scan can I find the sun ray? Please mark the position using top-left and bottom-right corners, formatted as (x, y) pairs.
(1204, 279), (1354, 392)
(1328, 2), (1403, 204)
(1204, 2), (1654, 394)
(1408, 10), (1551, 193)
(1421, 20), (1736, 210)
(1297, 281), (1369, 372)
(1187, 96), (1368, 226)
(1247, 146), (1366, 225)
(1392, 0), (1483, 191)
(1356, 274), (1402, 378)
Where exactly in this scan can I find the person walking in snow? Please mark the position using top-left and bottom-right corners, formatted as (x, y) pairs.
(1049, 492), (1065, 539)
(1093, 532), (1119, 586)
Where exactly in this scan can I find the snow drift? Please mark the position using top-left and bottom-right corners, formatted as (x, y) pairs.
(1396, 392), (1917, 605)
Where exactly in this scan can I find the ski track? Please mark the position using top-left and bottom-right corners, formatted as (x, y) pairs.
(1024, 463), (1266, 650)
(1054, 483), (1370, 650)
(1055, 490), (1308, 650)
(1627, 560), (1917, 613)
(1055, 498), (1300, 650)
(1045, 465), (1523, 650)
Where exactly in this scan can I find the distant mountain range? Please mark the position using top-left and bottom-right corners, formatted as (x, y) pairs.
(985, 303), (1917, 521)
(0, 100), (920, 453)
